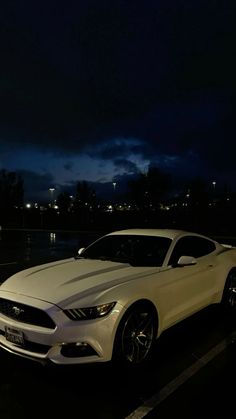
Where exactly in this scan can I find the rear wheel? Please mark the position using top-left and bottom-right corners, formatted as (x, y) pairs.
(113, 302), (157, 365)
(222, 269), (236, 309)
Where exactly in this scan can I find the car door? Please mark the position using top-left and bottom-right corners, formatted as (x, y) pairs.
(156, 235), (218, 329)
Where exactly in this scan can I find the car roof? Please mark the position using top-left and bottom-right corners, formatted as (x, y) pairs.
(107, 228), (210, 241)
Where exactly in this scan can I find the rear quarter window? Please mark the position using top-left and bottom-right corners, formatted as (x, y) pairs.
(168, 236), (216, 265)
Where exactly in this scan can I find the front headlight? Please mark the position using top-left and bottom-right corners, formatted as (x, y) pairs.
(64, 302), (116, 320)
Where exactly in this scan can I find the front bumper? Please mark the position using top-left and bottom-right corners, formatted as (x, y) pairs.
(0, 293), (123, 365)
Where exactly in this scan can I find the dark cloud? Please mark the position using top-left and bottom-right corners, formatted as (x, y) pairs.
(63, 162), (74, 171)
(0, 0), (236, 189)
(87, 138), (145, 160)
(113, 158), (139, 174)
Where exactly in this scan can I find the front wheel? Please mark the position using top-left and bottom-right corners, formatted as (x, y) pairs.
(222, 269), (236, 309)
(113, 302), (157, 365)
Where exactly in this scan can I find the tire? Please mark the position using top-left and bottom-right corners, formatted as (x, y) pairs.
(221, 269), (236, 309)
(113, 302), (157, 366)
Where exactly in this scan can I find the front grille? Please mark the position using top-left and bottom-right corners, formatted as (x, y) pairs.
(0, 298), (56, 329)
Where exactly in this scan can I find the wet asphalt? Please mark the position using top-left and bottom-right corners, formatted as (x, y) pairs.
(145, 342), (236, 419)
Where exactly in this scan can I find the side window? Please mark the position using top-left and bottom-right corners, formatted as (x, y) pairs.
(168, 236), (216, 266)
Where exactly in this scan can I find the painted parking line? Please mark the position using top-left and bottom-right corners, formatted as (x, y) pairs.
(125, 330), (236, 419)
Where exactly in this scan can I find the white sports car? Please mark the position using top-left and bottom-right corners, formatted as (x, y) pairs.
(0, 228), (236, 366)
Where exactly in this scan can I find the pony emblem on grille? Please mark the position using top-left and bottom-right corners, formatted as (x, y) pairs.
(12, 306), (24, 316)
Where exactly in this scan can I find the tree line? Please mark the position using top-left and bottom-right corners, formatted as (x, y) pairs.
(0, 167), (235, 234)
(0, 169), (24, 213)
(0, 167), (231, 212)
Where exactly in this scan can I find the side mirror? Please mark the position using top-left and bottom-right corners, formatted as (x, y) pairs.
(78, 247), (85, 256)
(177, 255), (197, 266)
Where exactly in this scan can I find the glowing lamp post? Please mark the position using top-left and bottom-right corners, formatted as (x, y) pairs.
(49, 188), (55, 207)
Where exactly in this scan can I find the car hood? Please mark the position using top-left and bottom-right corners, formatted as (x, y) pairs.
(0, 257), (158, 307)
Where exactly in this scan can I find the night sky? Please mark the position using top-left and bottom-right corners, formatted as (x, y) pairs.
(0, 0), (235, 202)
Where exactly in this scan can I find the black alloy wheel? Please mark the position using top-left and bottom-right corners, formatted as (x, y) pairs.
(114, 302), (157, 365)
(222, 269), (236, 309)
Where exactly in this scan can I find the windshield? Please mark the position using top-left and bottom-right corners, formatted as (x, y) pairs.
(79, 234), (172, 266)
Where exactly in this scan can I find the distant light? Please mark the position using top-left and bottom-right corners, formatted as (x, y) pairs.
(106, 204), (113, 213)
(49, 188), (56, 205)
(50, 232), (56, 243)
(26, 203), (31, 209)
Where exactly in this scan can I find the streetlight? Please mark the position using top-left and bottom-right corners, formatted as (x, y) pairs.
(49, 188), (55, 206)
